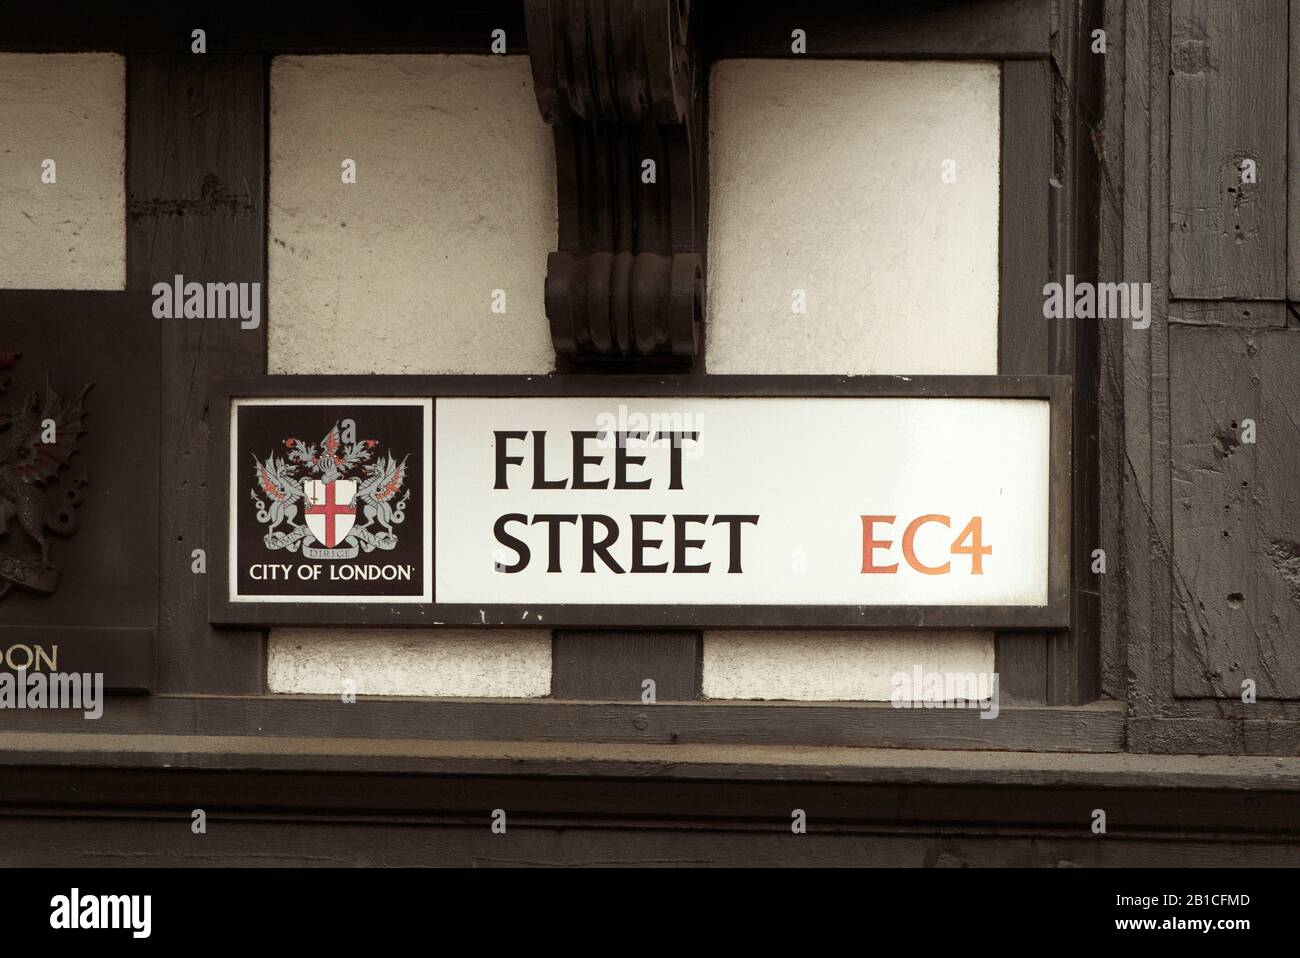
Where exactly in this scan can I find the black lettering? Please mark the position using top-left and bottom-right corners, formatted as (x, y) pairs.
(493, 514), (530, 572)
(629, 514), (668, 572)
(673, 514), (710, 572)
(532, 431), (567, 489)
(581, 514), (624, 573)
(493, 431), (527, 490)
(712, 515), (760, 573)
(531, 514), (578, 573)
(571, 431), (608, 489)
(653, 431), (699, 489)
(614, 431), (651, 489)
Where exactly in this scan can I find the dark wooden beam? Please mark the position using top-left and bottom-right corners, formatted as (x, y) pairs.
(994, 60), (1053, 704)
(999, 61), (1053, 377)
(552, 631), (700, 701)
(0, 1), (1047, 59)
(0, 694), (1129, 752)
(2, 814), (1294, 867)
(126, 54), (267, 694)
(1096, 0), (1128, 702)
(1169, 327), (1300, 699)
(701, 0), (1051, 60)
(1291, 0), (1300, 301)
(0, 736), (1297, 845)
(1046, 0), (1103, 706)
(1168, 0), (1288, 299)
(0, 1), (527, 53)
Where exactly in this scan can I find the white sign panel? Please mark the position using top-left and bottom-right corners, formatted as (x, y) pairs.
(434, 397), (1050, 607)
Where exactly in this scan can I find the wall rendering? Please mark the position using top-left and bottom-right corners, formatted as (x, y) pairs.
(0, 53), (124, 290)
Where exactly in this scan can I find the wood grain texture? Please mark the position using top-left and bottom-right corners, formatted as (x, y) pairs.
(1131, 715), (1300, 755)
(0, 736), (1297, 866)
(126, 55), (266, 694)
(999, 60), (1053, 378)
(1291, 0), (1299, 301)
(1168, 300), (1288, 327)
(994, 634), (1048, 706)
(1096, 0), (1128, 701)
(1169, 0), (1288, 299)
(553, 631), (700, 701)
(2, 819), (1295, 867)
(1112, 0), (1300, 752)
(531, 0), (706, 369)
(1118, 0), (1165, 747)
(1170, 327), (1300, 699)
(1118, 0), (1300, 749)
(701, 0), (1051, 60)
(0, 694), (1128, 753)
(1046, 0), (1102, 706)
(1137, 0), (1177, 734)
(10, 728), (1294, 788)
(994, 60), (1054, 704)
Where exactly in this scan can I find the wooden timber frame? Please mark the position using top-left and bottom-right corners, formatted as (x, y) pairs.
(0, 0), (1298, 865)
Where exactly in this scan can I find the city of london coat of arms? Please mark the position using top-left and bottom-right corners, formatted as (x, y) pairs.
(251, 422), (409, 560)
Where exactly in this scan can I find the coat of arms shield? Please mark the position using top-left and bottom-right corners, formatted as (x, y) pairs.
(303, 478), (357, 548)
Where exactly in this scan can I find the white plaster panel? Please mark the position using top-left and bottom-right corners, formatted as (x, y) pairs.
(268, 629), (551, 698)
(0, 54), (125, 289)
(706, 59), (1000, 375)
(702, 631), (994, 701)
(268, 55), (556, 375)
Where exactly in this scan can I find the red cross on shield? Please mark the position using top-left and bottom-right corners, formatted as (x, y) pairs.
(304, 479), (357, 548)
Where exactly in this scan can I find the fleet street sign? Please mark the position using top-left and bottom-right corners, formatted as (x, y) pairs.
(211, 375), (1069, 629)
(440, 397), (1048, 605)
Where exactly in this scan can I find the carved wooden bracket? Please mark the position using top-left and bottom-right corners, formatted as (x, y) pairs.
(525, 0), (705, 369)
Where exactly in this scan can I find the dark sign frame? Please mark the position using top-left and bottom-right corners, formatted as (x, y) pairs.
(209, 374), (1070, 630)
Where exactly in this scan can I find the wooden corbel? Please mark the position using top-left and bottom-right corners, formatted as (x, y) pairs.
(524, 0), (705, 370)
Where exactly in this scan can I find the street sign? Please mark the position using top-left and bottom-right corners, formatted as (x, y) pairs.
(212, 375), (1069, 629)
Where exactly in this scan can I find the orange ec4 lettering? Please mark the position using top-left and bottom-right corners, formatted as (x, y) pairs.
(860, 515), (991, 575)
